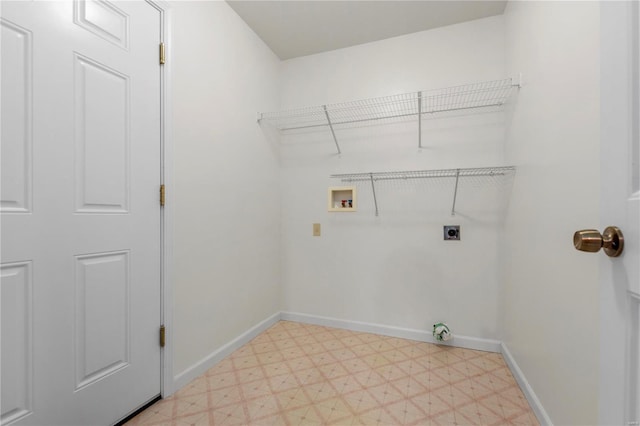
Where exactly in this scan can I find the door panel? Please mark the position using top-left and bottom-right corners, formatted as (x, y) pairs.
(0, 19), (32, 213)
(75, 251), (130, 391)
(74, 53), (130, 213)
(0, 1), (162, 424)
(73, 0), (129, 49)
(0, 262), (33, 425)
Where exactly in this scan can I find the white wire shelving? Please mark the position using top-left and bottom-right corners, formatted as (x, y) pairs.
(258, 78), (520, 154)
(330, 166), (516, 216)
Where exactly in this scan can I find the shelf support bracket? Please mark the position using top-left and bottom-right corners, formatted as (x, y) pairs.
(323, 105), (341, 154)
(451, 169), (460, 216)
(418, 92), (423, 149)
(369, 173), (379, 216)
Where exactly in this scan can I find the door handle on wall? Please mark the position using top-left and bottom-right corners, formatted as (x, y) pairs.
(573, 226), (624, 257)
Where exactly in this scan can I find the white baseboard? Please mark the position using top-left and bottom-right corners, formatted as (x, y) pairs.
(501, 343), (553, 426)
(280, 311), (502, 353)
(172, 312), (281, 392)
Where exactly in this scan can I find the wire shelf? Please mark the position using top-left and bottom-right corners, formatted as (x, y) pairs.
(330, 166), (515, 216)
(331, 166), (515, 182)
(259, 78), (518, 132)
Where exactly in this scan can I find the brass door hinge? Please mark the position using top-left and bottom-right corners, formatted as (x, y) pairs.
(159, 42), (165, 65)
(160, 184), (165, 207)
(160, 325), (166, 348)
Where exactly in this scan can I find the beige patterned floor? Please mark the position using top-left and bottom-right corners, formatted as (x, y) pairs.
(125, 321), (539, 426)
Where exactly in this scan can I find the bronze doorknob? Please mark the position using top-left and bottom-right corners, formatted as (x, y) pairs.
(573, 226), (624, 257)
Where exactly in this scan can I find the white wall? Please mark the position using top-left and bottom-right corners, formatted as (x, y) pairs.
(502, 2), (600, 424)
(171, 1), (282, 376)
(277, 16), (511, 340)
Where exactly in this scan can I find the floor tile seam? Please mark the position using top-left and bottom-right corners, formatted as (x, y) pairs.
(264, 367), (293, 380)
(492, 393), (531, 412)
(453, 407), (491, 426)
(244, 394), (281, 409)
(130, 407), (173, 425)
(280, 357), (311, 401)
(349, 404), (400, 425)
(172, 388), (211, 401)
(245, 407), (289, 424)
(335, 385), (381, 407)
(485, 402), (536, 424)
(236, 371), (270, 384)
(168, 390), (182, 422)
(449, 361), (492, 374)
(172, 391), (212, 411)
(310, 369), (354, 403)
(230, 349), (258, 361)
(351, 371), (384, 388)
(474, 379), (516, 395)
(418, 379), (458, 394)
(255, 351), (294, 416)
(171, 405), (211, 421)
(380, 381), (420, 398)
(329, 354), (360, 363)
(283, 350), (309, 363)
(429, 389), (471, 412)
(492, 391), (530, 410)
(429, 371), (482, 389)
(391, 400), (432, 425)
(307, 397), (351, 424)
(385, 377), (430, 398)
(170, 411), (209, 426)
(379, 404), (410, 426)
(454, 401), (509, 426)
(207, 379), (247, 393)
(366, 383), (407, 406)
(207, 389), (245, 409)
(254, 356), (296, 367)
(474, 395), (511, 421)
(208, 407), (247, 425)
(317, 369), (357, 384)
(235, 382), (271, 400)
(428, 359), (474, 371)
(466, 360), (504, 372)
(427, 397), (472, 422)
(389, 392), (430, 419)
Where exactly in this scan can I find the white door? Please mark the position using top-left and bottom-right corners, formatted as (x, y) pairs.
(1, 1), (162, 424)
(599, 2), (640, 425)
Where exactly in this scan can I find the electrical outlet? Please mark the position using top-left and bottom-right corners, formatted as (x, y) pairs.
(444, 225), (460, 240)
(313, 223), (321, 237)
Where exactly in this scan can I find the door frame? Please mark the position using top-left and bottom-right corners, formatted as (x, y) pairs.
(145, 0), (175, 398)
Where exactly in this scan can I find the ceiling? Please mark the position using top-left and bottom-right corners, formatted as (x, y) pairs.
(226, 1), (508, 60)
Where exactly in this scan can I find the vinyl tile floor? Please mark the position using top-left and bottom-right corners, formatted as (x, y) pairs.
(125, 321), (539, 426)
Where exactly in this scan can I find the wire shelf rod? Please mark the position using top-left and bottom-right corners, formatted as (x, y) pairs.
(451, 169), (461, 216)
(273, 101), (509, 132)
(331, 166), (515, 182)
(418, 92), (423, 149)
(369, 173), (379, 216)
(323, 105), (341, 154)
(330, 166), (515, 217)
(277, 102), (508, 132)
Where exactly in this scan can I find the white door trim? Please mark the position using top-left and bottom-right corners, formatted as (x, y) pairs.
(145, 0), (175, 397)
